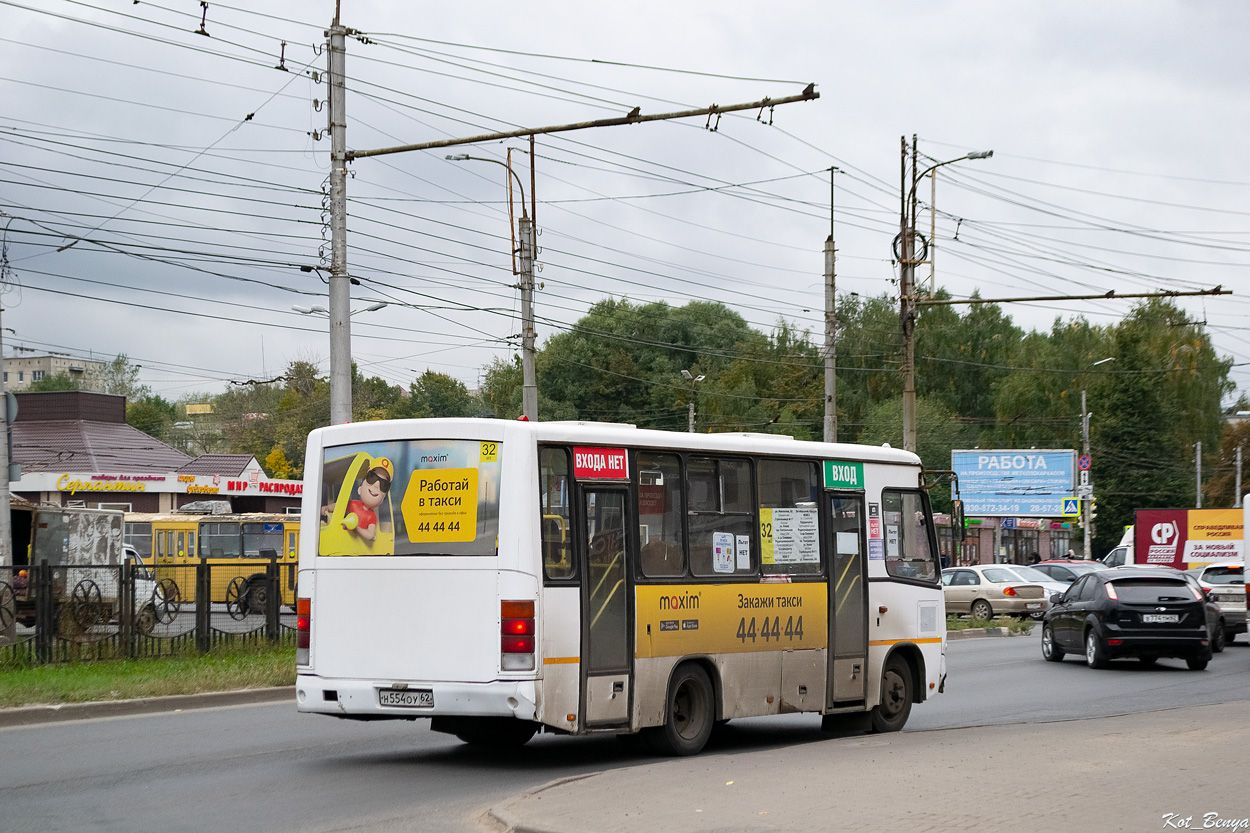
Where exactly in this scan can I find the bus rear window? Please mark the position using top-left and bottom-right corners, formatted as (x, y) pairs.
(319, 439), (501, 557)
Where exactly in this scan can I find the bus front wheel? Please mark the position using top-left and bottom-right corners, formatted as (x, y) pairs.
(646, 663), (714, 757)
(869, 657), (913, 733)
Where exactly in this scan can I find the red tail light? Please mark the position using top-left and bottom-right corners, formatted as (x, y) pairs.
(296, 597), (311, 665)
(1105, 583), (1118, 600)
(1003, 586), (1017, 596)
(501, 600), (535, 670)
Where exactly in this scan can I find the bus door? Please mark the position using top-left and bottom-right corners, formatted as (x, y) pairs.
(577, 486), (632, 727)
(827, 493), (868, 707)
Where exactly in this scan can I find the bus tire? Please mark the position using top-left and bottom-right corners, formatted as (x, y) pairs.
(869, 656), (913, 734)
(646, 663), (714, 757)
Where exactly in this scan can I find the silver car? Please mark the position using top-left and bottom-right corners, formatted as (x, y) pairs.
(1185, 562), (1245, 645)
(942, 565), (1051, 620)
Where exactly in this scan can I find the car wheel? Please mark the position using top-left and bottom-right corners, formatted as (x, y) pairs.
(1041, 625), (1065, 662)
(869, 657), (913, 733)
(645, 663), (715, 756)
(970, 599), (993, 621)
(1085, 629), (1108, 669)
(1186, 655), (1209, 671)
(1212, 620), (1226, 654)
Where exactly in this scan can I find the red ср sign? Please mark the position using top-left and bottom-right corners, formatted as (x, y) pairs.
(573, 447), (628, 480)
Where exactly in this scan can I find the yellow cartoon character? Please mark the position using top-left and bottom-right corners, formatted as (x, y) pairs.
(319, 453), (397, 556)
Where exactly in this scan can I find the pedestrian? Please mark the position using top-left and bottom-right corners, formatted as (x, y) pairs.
(1028, 551), (1041, 565)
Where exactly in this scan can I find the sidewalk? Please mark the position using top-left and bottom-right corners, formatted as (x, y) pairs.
(489, 701), (1250, 833)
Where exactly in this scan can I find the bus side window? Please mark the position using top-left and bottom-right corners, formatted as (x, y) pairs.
(637, 452), (685, 578)
(687, 457), (754, 578)
(757, 459), (821, 577)
(540, 447), (574, 580)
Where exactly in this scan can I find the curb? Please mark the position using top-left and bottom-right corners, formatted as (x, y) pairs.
(0, 686), (294, 729)
(947, 626), (1035, 640)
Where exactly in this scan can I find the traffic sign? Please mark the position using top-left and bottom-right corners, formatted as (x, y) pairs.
(1078, 455), (1091, 471)
(1001, 518), (1017, 529)
(1076, 485), (1093, 498)
(1079, 470), (1089, 486)
(1062, 498), (1081, 516)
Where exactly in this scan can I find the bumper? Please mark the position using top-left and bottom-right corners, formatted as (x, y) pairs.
(296, 674), (538, 721)
(1102, 632), (1210, 659)
(995, 597), (1047, 616)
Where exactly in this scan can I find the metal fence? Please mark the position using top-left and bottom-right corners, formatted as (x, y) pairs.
(0, 559), (295, 665)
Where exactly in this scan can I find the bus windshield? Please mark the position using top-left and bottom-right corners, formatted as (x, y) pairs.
(318, 438), (501, 557)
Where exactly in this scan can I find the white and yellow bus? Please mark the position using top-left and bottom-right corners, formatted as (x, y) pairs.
(295, 418), (948, 754)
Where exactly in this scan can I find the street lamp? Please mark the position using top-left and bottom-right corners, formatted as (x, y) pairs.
(897, 139), (993, 452)
(292, 302), (388, 316)
(681, 369), (705, 433)
(1081, 357), (1115, 557)
(447, 152), (538, 421)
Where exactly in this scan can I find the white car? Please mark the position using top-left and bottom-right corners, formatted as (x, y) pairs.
(1185, 562), (1245, 645)
(942, 564), (1058, 620)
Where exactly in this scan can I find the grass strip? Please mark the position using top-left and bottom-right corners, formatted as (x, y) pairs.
(0, 645), (295, 709)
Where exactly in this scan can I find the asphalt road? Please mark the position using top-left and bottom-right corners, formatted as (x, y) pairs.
(1, 634), (1245, 833)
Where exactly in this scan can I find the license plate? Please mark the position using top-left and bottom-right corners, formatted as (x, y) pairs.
(378, 688), (433, 708)
(1026, 603), (1041, 610)
(1142, 614), (1179, 624)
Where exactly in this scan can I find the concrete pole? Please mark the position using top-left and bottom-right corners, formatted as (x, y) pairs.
(0, 304), (10, 572)
(327, 20), (352, 425)
(901, 136), (918, 453)
(518, 215), (537, 421)
(1236, 446), (1243, 508)
(823, 167), (837, 444)
(1082, 390), (1091, 559)
(823, 233), (836, 443)
(1196, 441), (1202, 508)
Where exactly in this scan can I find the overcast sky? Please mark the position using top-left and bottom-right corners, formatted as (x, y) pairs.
(3, 0), (1248, 411)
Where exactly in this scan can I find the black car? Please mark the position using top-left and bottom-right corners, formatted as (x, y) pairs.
(1040, 567), (1212, 670)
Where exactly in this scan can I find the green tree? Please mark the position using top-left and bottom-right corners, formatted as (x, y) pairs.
(1203, 418), (1250, 507)
(89, 354), (149, 399)
(27, 372), (81, 392)
(127, 394), (177, 442)
(401, 370), (488, 419)
(858, 395), (976, 512)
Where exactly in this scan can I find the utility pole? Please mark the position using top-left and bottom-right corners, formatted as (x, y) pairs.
(823, 167), (837, 444)
(519, 213), (537, 420)
(681, 370), (704, 433)
(0, 216), (14, 576)
(1196, 441), (1202, 508)
(1082, 390), (1092, 559)
(895, 137), (993, 452)
(1236, 446), (1243, 509)
(326, 16), (351, 425)
(899, 136), (918, 453)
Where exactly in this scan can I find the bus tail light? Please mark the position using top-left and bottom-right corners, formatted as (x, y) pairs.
(501, 600), (535, 671)
(296, 597), (311, 666)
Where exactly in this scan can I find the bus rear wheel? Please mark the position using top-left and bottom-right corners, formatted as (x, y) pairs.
(869, 657), (913, 733)
(646, 663), (714, 756)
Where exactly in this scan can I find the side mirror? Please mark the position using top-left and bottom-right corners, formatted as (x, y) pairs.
(951, 499), (966, 543)
(1050, 593), (1064, 605)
